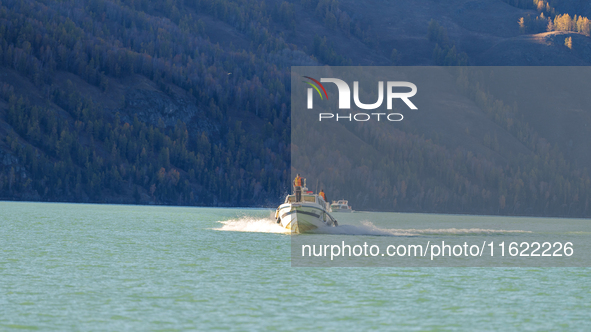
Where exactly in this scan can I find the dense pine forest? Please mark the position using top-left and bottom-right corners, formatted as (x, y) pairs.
(0, 0), (301, 206)
(2, 0), (591, 216)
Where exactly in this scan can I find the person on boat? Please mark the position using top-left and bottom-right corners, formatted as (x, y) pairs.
(294, 174), (302, 202)
(319, 189), (326, 202)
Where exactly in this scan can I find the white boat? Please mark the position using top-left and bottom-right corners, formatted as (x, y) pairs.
(275, 181), (338, 233)
(330, 200), (354, 213)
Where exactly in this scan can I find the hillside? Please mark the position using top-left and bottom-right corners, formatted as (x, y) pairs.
(2, 0), (591, 216)
(0, 0), (295, 206)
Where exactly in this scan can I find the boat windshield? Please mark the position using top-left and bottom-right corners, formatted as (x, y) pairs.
(285, 195), (318, 203)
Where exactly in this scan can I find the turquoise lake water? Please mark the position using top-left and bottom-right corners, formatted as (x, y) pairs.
(1, 201), (590, 330)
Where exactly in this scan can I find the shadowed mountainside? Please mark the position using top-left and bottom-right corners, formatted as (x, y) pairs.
(1, 0), (591, 216)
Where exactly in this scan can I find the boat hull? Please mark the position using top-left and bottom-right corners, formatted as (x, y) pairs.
(276, 203), (335, 233)
(331, 207), (353, 213)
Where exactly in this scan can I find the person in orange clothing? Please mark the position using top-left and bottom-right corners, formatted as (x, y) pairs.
(294, 174), (302, 202)
(319, 189), (326, 202)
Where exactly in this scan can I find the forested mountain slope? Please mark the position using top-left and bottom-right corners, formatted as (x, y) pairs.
(1, 0), (591, 216)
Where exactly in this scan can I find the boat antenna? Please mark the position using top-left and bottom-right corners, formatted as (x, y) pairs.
(315, 179), (319, 194)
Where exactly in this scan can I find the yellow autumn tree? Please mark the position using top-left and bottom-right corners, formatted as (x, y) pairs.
(565, 37), (573, 49)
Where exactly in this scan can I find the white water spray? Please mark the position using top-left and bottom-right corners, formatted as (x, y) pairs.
(216, 216), (289, 234)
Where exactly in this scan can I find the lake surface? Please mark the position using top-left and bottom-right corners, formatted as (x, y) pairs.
(1, 201), (590, 330)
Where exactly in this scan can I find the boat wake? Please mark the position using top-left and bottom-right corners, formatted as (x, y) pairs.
(310, 221), (530, 237)
(216, 217), (289, 234)
(216, 218), (531, 236)
(399, 227), (531, 235)
(310, 221), (415, 236)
